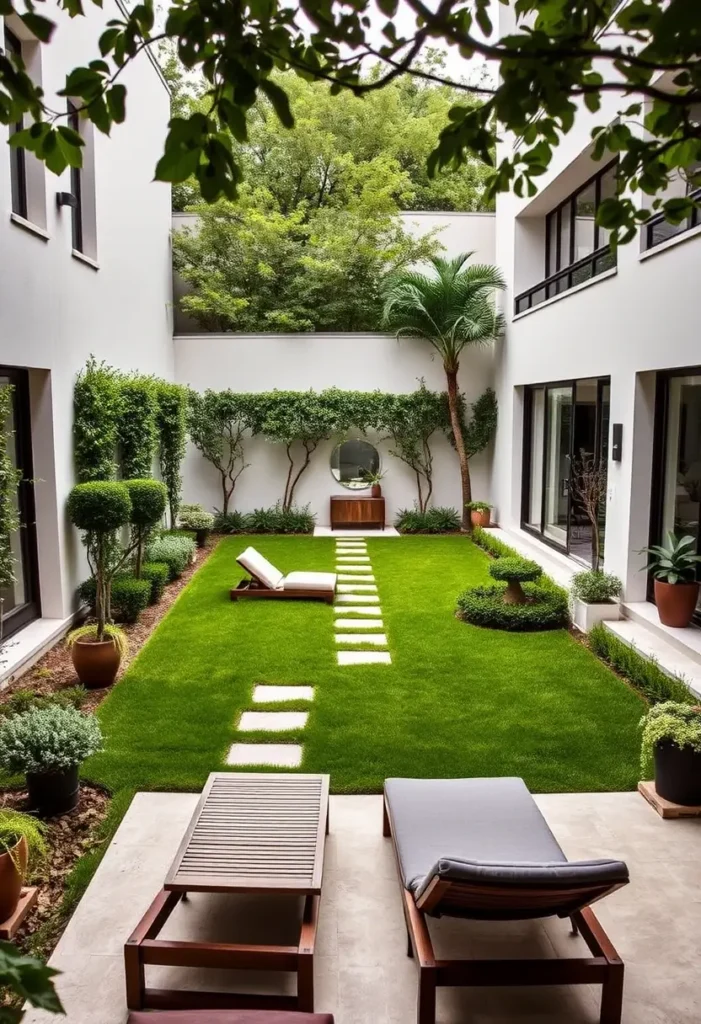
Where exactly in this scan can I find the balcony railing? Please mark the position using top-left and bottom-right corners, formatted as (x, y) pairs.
(514, 246), (616, 315)
(643, 187), (701, 251)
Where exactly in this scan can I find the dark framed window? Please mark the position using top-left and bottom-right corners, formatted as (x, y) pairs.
(0, 368), (40, 639)
(643, 103), (701, 251)
(5, 28), (27, 219)
(521, 377), (610, 566)
(515, 160), (618, 315)
(67, 100), (84, 252)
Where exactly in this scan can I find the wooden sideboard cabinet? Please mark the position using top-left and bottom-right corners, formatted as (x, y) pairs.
(330, 495), (385, 530)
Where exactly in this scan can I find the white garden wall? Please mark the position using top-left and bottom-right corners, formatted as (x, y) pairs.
(174, 333), (495, 525)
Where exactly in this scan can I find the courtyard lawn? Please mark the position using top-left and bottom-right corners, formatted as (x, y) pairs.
(86, 535), (644, 795)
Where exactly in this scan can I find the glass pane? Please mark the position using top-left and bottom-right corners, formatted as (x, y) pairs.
(0, 378), (25, 621)
(662, 378), (701, 572)
(547, 214), (558, 275)
(574, 181), (596, 262)
(559, 203), (572, 269)
(543, 386), (572, 548)
(527, 388), (545, 530)
(570, 379), (600, 566)
(597, 164), (617, 249)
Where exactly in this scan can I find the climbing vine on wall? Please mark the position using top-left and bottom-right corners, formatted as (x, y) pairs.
(156, 382), (188, 527)
(73, 357), (123, 482)
(118, 375), (160, 480)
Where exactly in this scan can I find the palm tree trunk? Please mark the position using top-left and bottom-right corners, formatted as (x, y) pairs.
(446, 367), (472, 532)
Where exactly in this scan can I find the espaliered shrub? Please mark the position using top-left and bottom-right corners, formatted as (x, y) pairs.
(118, 376), (159, 479)
(395, 506), (460, 533)
(141, 562), (170, 604)
(146, 534), (196, 580)
(588, 624), (694, 705)
(73, 358), (122, 482)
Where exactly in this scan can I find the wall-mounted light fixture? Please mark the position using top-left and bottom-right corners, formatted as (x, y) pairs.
(56, 191), (78, 209)
(611, 423), (623, 462)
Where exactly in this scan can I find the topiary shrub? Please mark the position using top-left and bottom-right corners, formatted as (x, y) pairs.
(457, 583), (568, 632)
(78, 574), (151, 622)
(124, 479), (168, 577)
(146, 534), (196, 580)
(178, 503), (215, 531)
(140, 562), (169, 604)
(488, 557), (542, 604)
(395, 506), (461, 533)
(67, 481), (132, 534)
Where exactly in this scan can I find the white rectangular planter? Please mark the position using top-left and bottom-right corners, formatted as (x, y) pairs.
(572, 598), (621, 633)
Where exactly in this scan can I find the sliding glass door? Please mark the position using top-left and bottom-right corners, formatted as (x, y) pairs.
(0, 369), (39, 638)
(522, 377), (610, 565)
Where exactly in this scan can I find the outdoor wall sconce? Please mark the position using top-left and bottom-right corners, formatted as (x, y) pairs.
(56, 191), (78, 209)
(612, 423), (623, 462)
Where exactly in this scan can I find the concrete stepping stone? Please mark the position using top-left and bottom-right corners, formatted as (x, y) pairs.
(335, 543), (367, 550)
(226, 744), (303, 767)
(253, 685), (314, 703)
(334, 605), (382, 615)
(337, 584), (377, 593)
(338, 574), (375, 581)
(335, 618), (384, 629)
(335, 633), (388, 646)
(335, 564), (372, 572)
(336, 594), (379, 604)
(336, 555), (370, 562)
(238, 711), (308, 731)
(337, 651), (392, 666)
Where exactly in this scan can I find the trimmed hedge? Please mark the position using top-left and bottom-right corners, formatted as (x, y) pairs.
(146, 534), (196, 580)
(457, 583), (569, 632)
(124, 479), (168, 527)
(395, 506), (460, 533)
(471, 526), (518, 560)
(78, 574), (151, 623)
(140, 561), (170, 604)
(489, 557), (542, 583)
(67, 481), (131, 533)
(588, 623), (695, 705)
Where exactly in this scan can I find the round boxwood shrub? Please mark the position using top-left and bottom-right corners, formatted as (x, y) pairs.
(141, 561), (169, 604)
(488, 556), (542, 604)
(67, 481), (131, 532)
(457, 583), (568, 632)
(124, 479), (167, 527)
(78, 574), (151, 622)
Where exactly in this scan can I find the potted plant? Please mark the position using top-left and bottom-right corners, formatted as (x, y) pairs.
(67, 481), (132, 686)
(0, 706), (103, 817)
(570, 570), (622, 632)
(466, 501), (493, 528)
(0, 810), (47, 922)
(641, 701), (701, 806)
(641, 532), (701, 628)
(489, 557), (542, 604)
(178, 503), (215, 547)
(362, 470), (385, 499)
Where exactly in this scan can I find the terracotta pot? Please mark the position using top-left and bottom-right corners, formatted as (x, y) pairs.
(71, 637), (122, 689)
(654, 579), (700, 628)
(0, 836), (27, 922)
(370, 483), (382, 498)
(470, 508), (491, 528)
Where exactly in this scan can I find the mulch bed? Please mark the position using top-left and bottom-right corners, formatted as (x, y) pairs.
(0, 538), (216, 959)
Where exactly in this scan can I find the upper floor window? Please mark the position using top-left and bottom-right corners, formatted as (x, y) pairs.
(67, 100), (84, 252)
(5, 28), (27, 219)
(65, 99), (97, 263)
(515, 160), (618, 315)
(643, 102), (701, 251)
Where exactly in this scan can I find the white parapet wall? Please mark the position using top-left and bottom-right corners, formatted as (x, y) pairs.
(174, 332), (496, 525)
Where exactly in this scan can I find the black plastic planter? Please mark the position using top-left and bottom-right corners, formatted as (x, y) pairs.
(654, 740), (701, 806)
(26, 764), (80, 817)
(195, 528), (209, 549)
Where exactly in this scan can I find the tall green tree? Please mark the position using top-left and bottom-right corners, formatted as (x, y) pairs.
(3, 1), (701, 243)
(382, 253), (504, 531)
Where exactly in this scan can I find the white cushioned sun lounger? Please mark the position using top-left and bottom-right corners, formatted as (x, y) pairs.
(231, 546), (336, 603)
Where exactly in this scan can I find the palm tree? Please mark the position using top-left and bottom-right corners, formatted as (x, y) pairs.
(382, 252), (505, 531)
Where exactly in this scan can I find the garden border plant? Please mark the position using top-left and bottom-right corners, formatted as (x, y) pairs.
(588, 624), (694, 706)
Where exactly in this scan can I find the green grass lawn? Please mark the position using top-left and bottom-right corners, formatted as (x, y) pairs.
(86, 535), (644, 796)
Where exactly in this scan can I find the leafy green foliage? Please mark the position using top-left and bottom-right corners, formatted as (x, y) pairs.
(124, 479), (168, 577)
(640, 702), (701, 776)
(471, 525), (516, 560)
(0, 941), (63, 1022)
(187, 391), (252, 514)
(489, 557), (542, 584)
(466, 501), (492, 512)
(73, 358), (122, 483)
(118, 376), (159, 480)
(212, 510), (248, 534)
(588, 623), (694, 706)
(140, 561), (170, 604)
(0, 386), (22, 612)
(156, 383), (189, 528)
(0, 706), (103, 775)
(67, 482), (131, 533)
(641, 532), (701, 584)
(78, 575), (151, 623)
(571, 570), (622, 604)
(457, 583), (568, 632)
(244, 503), (315, 534)
(66, 623), (128, 656)
(146, 534), (196, 580)
(394, 506), (460, 533)
(3, 0), (701, 243)
(178, 503), (214, 531)
(0, 686), (87, 720)
(0, 809), (48, 873)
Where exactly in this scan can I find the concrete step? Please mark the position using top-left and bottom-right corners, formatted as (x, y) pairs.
(604, 618), (701, 699)
(621, 600), (701, 666)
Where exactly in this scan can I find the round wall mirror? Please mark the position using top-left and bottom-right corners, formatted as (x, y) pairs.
(330, 439), (380, 490)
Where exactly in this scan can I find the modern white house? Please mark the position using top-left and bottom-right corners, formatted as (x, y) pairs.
(0, 2), (173, 672)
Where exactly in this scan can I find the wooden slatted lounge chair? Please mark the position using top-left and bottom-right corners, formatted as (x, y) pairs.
(230, 547), (336, 604)
(128, 1012), (334, 1023)
(125, 773), (330, 1014)
(383, 776), (630, 1024)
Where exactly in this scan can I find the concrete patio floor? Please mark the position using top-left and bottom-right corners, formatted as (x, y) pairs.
(24, 790), (701, 1024)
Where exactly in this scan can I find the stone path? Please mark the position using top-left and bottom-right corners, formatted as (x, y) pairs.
(227, 537), (392, 769)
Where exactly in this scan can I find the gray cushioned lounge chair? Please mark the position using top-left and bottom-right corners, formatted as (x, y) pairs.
(383, 776), (629, 1024)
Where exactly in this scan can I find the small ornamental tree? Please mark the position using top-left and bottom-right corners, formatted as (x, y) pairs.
(118, 376), (159, 479)
(570, 448), (607, 572)
(124, 479), (168, 578)
(380, 383), (445, 513)
(156, 382), (188, 527)
(67, 482), (132, 641)
(489, 557), (543, 605)
(73, 358), (122, 482)
(0, 386), (21, 646)
(257, 391), (336, 511)
(187, 390), (252, 515)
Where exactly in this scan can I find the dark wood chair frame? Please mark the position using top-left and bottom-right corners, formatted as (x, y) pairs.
(382, 795), (627, 1024)
(125, 775), (330, 1014)
(230, 578), (334, 604)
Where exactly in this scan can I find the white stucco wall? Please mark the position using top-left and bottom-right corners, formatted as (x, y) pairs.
(0, 3), (173, 621)
(175, 333), (495, 525)
(491, 60), (701, 598)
